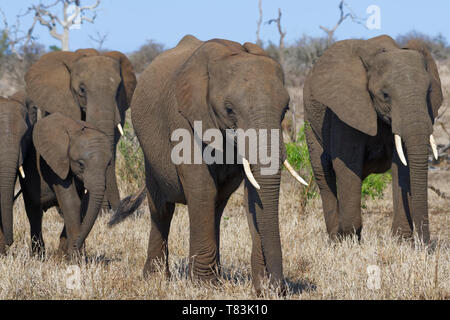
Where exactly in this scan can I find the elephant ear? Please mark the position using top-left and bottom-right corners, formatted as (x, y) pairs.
(308, 40), (377, 136)
(243, 42), (267, 56)
(175, 40), (233, 129)
(33, 113), (78, 180)
(103, 51), (137, 111)
(25, 51), (84, 121)
(404, 39), (443, 119)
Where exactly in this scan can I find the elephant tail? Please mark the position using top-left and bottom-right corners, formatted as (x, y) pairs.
(108, 185), (146, 227)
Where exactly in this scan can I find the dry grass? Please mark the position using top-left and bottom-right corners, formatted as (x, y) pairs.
(0, 170), (448, 300)
(0, 62), (449, 301)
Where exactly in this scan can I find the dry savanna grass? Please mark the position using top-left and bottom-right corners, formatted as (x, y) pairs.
(0, 62), (449, 300)
(0, 170), (448, 300)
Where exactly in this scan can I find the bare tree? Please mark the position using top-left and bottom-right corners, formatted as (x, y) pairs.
(89, 31), (108, 51)
(24, 0), (101, 51)
(255, 0), (263, 46)
(266, 8), (286, 65)
(0, 8), (36, 59)
(319, 0), (366, 47)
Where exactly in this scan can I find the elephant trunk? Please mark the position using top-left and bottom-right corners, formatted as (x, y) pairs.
(75, 176), (106, 249)
(86, 101), (121, 210)
(404, 134), (430, 243)
(250, 163), (283, 288)
(0, 152), (19, 246)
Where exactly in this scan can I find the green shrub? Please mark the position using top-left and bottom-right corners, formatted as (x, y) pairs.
(117, 113), (145, 192)
(285, 123), (318, 205)
(361, 172), (392, 205)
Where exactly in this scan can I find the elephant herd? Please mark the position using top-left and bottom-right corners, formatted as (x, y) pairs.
(0, 34), (443, 295)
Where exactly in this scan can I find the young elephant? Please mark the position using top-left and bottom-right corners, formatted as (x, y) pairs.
(20, 112), (112, 255)
(0, 92), (30, 254)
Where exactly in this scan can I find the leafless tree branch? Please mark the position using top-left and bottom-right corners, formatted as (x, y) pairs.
(256, 0), (263, 46)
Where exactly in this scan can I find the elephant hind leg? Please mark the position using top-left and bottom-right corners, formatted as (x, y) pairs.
(23, 195), (45, 256)
(144, 193), (175, 279)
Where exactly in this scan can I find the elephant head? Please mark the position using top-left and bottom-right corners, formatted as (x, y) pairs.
(307, 35), (443, 242)
(33, 113), (112, 249)
(175, 38), (306, 288)
(25, 49), (137, 210)
(0, 92), (30, 252)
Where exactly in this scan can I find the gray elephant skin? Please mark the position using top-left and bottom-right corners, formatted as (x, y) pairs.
(20, 112), (112, 256)
(25, 48), (136, 211)
(110, 35), (304, 294)
(0, 92), (30, 254)
(303, 35), (443, 243)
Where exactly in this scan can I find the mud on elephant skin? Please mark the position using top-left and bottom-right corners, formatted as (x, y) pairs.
(303, 35), (443, 243)
(109, 35), (307, 295)
(25, 48), (137, 211)
(0, 92), (31, 254)
(20, 112), (112, 257)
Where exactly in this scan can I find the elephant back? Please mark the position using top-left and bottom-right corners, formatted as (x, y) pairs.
(25, 51), (84, 121)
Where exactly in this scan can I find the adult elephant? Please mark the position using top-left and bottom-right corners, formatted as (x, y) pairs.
(25, 48), (136, 210)
(0, 92), (30, 254)
(109, 35), (306, 294)
(303, 35), (443, 243)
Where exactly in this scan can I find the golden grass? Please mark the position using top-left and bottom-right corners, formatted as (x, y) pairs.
(1, 170), (448, 300)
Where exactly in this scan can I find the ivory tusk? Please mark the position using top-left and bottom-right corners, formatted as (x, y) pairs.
(117, 124), (124, 136)
(19, 166), (25, 179)
(242, 158), (260, 190)
(430, 135), (438, 160)
(394, 134), (407, 166)
(84, 189), (88, 194)
(283, 160), (308, 186)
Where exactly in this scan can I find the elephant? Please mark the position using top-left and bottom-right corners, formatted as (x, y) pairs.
(0, 92), (31, 254)
(303, 35), (443, 244)
(25, 48), (137, 211)
(19, 112), (112, 255)
(108, 35), (306, 294)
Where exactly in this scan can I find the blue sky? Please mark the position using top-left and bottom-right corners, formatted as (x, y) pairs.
(2, 0), (450, 53)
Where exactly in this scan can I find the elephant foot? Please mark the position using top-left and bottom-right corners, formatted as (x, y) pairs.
(30, 238), (46, 258)
(57, 237), (69, 256)
(143, 257), (171, 279)
(335, 226), (362, 243)
(188, 261), (221, 286)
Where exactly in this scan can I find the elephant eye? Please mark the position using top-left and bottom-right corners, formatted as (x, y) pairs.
(225, 102), (234, 115)
(79, 84), (87, 96)
(381, 90), (390, 102)
(78, 160), (85, 171)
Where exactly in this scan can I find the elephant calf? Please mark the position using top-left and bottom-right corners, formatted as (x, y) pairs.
(0, 92), (30, 254)
(303, 35), (443, 243)
(20, 112), (112, 256)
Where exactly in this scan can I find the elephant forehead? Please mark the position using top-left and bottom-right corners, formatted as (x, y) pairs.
(73, 56), (121, 80)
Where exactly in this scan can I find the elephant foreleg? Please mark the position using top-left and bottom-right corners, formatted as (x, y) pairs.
(333, 157), (364, 240)
(305, 126), (339, 239)
(23, 191), (45, 256)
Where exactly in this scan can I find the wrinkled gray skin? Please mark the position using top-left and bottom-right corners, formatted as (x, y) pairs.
(303, 35), (443, 243)
(25, 49), (136, 211)
(20, 113), (112, 256)
(0, 92), (30, 254)
(114, 36), (290, 294)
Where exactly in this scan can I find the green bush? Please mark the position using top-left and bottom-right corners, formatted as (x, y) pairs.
(286, 123), (392, 208)
(117, 113), (145, 191)
(285, 123), (318, 204)
(361, 172), (392, 203)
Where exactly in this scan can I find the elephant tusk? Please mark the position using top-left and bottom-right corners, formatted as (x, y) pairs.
(242, 158), (260, 190)
(117, 124), (124, 136)
(19, 166), (25, 179)
(84, 189), (88, 194)
(394, 134), (407, 166)
(430, 135), (438, 160)
(283, 160), (308, 186)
